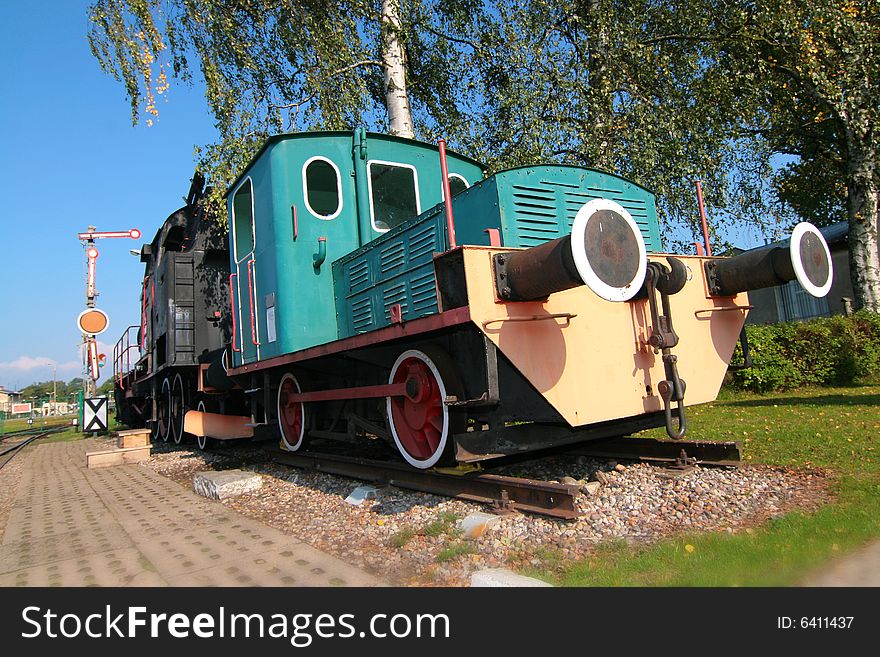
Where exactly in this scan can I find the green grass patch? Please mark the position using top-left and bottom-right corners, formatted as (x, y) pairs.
(422, 511), (460, 537)
(389, 527), (416, 549)
(1, 416), (75, 434)
(541, 384), (880, 586)
(436, 540), (476, 563)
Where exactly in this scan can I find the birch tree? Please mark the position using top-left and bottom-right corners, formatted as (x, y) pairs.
(88, 0), (442, 215)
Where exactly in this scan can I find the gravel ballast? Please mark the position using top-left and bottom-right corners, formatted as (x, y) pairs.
(141, 440), (830, 586)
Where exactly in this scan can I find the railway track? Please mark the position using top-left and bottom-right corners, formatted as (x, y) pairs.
(268, 436), (741, 520)
(0, 426), (70, 470)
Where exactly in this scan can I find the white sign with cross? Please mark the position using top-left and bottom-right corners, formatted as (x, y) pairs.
(83, 397), (109, 432)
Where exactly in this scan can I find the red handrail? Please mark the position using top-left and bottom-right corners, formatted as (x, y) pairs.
(229, 273), (240, 353)
(246, 259), (259, 346)
(140, 276), (149, 350)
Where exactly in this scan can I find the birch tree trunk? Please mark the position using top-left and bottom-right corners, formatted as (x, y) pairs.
(380, 0), (414, 139)
(846, 157), (880, 312)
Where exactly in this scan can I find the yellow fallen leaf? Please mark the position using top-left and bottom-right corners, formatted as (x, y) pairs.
(376, 519), (385, 526)
(685, 544), (695, 553)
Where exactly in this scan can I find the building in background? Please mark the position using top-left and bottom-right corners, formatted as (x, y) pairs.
(743, 222), (853, 325)
(0, 386), (23, 414)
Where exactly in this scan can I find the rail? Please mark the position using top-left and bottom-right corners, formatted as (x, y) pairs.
(269, 448), (581, 519)
(0, 426), (69, 470)
(112, 325), (140, 390)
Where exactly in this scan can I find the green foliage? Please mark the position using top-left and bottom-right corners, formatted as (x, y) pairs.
(88, 1), (879, 306)
(729, 311), (880, 392)
(20, 378), (85, 402)
(95, 378), (115, 396)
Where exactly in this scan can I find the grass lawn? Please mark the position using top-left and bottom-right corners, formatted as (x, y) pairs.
(1, 416), (75, 434)
(541, 383), (880, 586)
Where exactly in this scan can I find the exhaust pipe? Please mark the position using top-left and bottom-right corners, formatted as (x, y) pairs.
(705, 223), (833, 298)
(493, 199), (648, 302)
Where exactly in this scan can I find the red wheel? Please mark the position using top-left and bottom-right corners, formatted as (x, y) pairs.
(386, 348), (463, 469)
(277, 372), (307, 451)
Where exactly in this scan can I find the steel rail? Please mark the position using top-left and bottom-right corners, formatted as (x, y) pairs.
(268, 448), (581, 519)
(568, 436), (742, 467)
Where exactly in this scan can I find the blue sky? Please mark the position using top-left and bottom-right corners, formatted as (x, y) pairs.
(0, 1), (769, 393)
(0, 1), (216, 391)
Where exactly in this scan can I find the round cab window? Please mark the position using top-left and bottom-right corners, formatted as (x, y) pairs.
(304, 158), (342, 219)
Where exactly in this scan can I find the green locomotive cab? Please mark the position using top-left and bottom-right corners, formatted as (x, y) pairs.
(225, 129), (485, 367)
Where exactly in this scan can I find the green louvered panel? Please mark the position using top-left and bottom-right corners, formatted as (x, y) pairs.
(500, 167), (662, 252)
(334, 209), (445, 338)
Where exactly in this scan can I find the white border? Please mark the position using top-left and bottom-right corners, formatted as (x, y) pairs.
(277, 372), (306, 451)
(301, 156), (343, 220)
(790, 222), (833, 297)
(196, 400), (208, 450)
(442, 173), (469, 200)
(569, 198), (647, 302)
(367, 159), (421, 233)
(76, 308), (110, 336)
(386, 349), (449, 469)
(230, 177), (259, 363)
(230, 176), (256, 264)
(159, 377), (172, 443)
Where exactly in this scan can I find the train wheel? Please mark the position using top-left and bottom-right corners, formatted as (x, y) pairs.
(170, 373), (188, 445)
(195, 399), (214, 450)
(277, 372), (307, 451)
(155, 377), (172, 443)
(386, 348), (464, 469)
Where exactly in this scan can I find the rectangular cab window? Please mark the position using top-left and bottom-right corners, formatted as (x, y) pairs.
(368, 162), (419, 232)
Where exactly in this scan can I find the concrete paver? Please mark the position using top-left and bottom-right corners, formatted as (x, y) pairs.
(0, 438), (381, 587)
(801, 540), (880, 587)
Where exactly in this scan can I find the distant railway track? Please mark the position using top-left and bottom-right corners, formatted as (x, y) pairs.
(0, 426), (70, 470)
(268, 436), (742, 520)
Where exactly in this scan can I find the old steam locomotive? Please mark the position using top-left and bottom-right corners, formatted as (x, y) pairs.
(113, 129), (833, 468)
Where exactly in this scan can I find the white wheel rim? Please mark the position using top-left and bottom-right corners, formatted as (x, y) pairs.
(172, 373), (185, 444)
(570, 198), (647, 302)
(790, 222), (833, 297)
(386, 349), (450, 469)
(277, 373), (306, 451)
(160, 378), (172, 442)
(196, 401), (207, 450)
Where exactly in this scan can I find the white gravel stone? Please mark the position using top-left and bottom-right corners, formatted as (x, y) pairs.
(344, 485), (381, 506)
(459, 512), (500, 538)
(471, 568), (552, 587)
(193, 469), (262, 500)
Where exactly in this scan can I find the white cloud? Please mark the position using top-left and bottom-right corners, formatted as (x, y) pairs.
(0, 356), (57, 371)
(0, 356), (82, 373)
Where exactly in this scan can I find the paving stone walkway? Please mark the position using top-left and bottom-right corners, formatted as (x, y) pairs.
(0, 439), (381, 587)
(801, 540), (880, 587)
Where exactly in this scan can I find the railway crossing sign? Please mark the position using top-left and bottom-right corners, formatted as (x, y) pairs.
(83, 397), (108, 432)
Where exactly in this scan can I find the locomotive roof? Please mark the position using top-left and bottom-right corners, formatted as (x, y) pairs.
(492, 163), (656, 196)
(224, 130), (487, 198)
